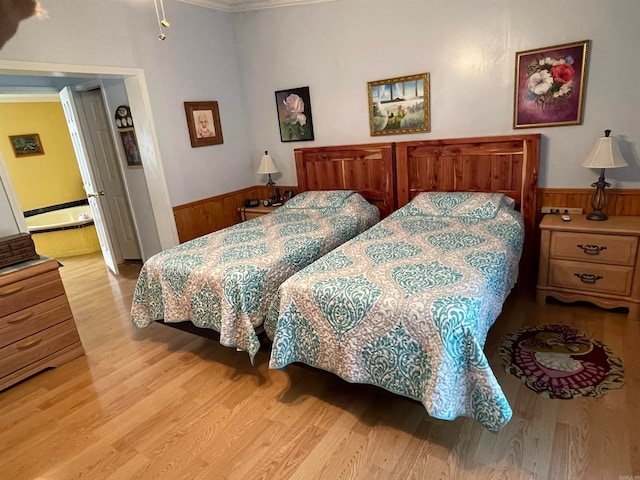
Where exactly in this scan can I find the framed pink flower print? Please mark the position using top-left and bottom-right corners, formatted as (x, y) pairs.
(275, 86), (314, 142)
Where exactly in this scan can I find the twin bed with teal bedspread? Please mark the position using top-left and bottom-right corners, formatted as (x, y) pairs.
(131, 191), (379, 362)
(264, 192), (524, 432)
(131, 189), (523, 432)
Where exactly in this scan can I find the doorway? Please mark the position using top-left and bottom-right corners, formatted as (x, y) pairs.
(0, 59), (179, 264)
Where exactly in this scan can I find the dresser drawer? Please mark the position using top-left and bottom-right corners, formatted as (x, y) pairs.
(550, 231), (638, 266)
(0, 270), (65, 318)
(0, 295), (73, 349)
(0, 320), (81, 378)
(548, 259), (634, 296)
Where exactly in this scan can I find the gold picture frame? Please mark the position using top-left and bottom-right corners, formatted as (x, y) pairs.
(368, 73), (430, 136)
(9, 133), (44, 157)
(184, 101), (224, 147)
(513, 40), (590, 128)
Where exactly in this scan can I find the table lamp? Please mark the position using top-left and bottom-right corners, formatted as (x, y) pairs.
(580, 129), (628, 221)
(257, 151), (279, 201)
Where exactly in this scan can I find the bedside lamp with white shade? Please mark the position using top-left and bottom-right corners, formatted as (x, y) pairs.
(581, 129), (628, 221)
(257, 151), (279, 201)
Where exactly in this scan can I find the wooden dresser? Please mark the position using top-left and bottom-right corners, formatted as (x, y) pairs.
(537, 214), (640, 320)
(0, 258), (84, 390)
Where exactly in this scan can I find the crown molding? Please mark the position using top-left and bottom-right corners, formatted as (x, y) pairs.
(176, 0), (336, 12)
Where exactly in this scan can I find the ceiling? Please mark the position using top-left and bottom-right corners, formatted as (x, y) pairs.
(177, 0), (337, 12)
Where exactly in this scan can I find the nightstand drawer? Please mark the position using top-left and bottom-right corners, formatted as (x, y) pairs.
(0, 295), (73, 349)
(550, 231), (638, 266)
(0, 320), (81, 379)
(548, 259), (634, 296)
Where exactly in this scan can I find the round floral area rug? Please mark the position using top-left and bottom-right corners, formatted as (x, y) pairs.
(498, 324), (624, 399)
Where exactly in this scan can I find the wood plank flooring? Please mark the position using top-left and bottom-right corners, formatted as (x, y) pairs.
(0, 252), (637, 479)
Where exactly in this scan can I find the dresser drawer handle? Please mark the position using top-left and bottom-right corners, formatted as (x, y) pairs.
(15, 336), (43, 350)
(7, 311), (35, 324)
(577, 244), (607, 255)
(574, 273), (603, 284)
(0, 285), (25, 297)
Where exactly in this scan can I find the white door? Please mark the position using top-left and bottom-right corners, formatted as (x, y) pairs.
(59, 86), (119, 274)
(77, 88), (141, 261)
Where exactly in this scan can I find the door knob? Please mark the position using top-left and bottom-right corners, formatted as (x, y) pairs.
(87, 191), (105, 198)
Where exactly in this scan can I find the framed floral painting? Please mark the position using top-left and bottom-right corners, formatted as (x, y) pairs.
(275, 86), (314, 142)
(368, 73), (430, 136)
(513, 40), (590, 129)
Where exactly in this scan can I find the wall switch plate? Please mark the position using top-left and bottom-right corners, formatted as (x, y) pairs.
(541, 206), (584, 215)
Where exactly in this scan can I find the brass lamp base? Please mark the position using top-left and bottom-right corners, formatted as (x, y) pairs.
(267, 174), (277, 201)
(586, 168), (610, 222)
(586, 210), (608, 221)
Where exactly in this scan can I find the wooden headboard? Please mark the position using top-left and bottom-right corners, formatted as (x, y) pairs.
(395, 134), (540, 284)
(294, 143), (396, 218)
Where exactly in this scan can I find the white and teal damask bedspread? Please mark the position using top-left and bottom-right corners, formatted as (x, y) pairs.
(131, 191), (379, 362)
(265, 192), (524, 432)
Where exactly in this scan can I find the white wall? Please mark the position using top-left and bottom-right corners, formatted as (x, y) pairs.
(235, 0), (640, 190)
(0, 0), (254, 207)
(0, 0), (638, 231)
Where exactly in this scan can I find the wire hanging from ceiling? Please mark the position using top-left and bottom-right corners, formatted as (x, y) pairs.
(153, 0), (170, 40)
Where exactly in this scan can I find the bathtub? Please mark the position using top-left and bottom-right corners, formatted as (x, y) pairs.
(25, 206), (101, 258)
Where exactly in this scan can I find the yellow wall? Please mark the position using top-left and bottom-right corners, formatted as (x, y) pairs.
(0, 102), (85, 211)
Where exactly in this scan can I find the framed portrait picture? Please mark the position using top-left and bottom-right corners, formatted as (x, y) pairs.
(119, 128), (142, 168)
(9, 133), (44, 157)
(368, 73), (430, 136)
(184, 101), (224, 147)
(274, 86), (314, 142)
(513, 40), (590, 129)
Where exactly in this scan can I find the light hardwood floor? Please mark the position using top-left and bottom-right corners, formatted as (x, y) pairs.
(0, 252), (637, 479)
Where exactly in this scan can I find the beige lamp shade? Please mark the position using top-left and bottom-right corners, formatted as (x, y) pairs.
(581, 131), (628, 169)
(257, 151), (279, 175)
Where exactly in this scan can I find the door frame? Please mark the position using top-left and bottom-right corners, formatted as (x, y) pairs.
(0, 60), (179, 256)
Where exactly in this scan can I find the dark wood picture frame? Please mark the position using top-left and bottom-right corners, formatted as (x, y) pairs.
(119, 128), (143, 168)
(274, 86), (315, 142)
(184, 101), (224, 147)
(9, 133), (44, 157)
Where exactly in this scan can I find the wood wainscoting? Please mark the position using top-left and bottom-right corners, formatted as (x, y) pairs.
(173, 186), (640, 283)
(173, 185), (297, 243)
(538, 188), (640, 217)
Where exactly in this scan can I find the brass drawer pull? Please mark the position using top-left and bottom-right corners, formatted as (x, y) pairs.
(7, 311), (35, 324)
(15, 336), (43, 350)
(574, 273), (603, 284)
(577, 244), (607, 255)
(0, 285), (25, 297)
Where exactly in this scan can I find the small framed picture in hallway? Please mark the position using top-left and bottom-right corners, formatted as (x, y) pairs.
(9, 133), (44, 157)
(119, 128), (142, 167)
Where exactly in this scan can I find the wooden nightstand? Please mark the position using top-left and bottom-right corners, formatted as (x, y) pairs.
(239, 205), (279, 221)
(537, 214), (640, 320)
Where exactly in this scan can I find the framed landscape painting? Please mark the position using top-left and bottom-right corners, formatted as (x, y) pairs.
(9, 133), (44, 157)
(368, 73), (430, 136)
(513, 40), (590, 128)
